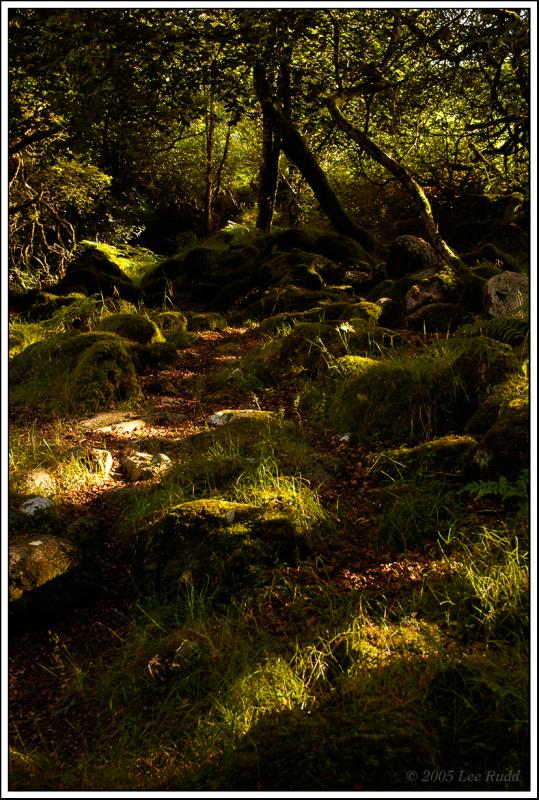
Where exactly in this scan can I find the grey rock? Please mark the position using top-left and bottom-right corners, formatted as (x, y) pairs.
(20, 497), (54, 516)
(120, 451), (173, 481)
(483, 271), (529, 318)
(19, 469), (55, 496)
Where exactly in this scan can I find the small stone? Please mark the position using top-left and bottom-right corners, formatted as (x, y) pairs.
(79, 411), (147, 434)
(120, 451), (173, 482)
(20, 497), (54, 516)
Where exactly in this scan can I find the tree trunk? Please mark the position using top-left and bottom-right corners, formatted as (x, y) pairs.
(256, 109), (281, 233)
(203, 61), (217, 236)
(326, 93), (465, 270)
(253, 63), (376, 251)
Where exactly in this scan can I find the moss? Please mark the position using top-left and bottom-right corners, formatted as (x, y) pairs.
(10, 331), (141, 415)
(327, 336), (517, 445)
(246, 285), (353, 318)
(154, 310), (188, 334)
(404, 302), (465, 332)
(134, 498), (309, 595)
(473, 401), (529, 480)
(8, 321), (48, 358)
(339, 301), (382, 326)
(187, 312), (228, 332)
(329, 355), (378, 378)
(97, 313), (165, 344)
(386, 235), (441, 279)
(25, 291), (88, 322)
(69, 338), (142, 413)
(78, 240), (162, 284)
(9, 535), (81, 603)
(370, 435), (478, 482)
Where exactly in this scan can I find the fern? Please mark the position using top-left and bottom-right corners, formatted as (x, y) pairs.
(457, 315), (529, 345)
(460, 470), (529, 521)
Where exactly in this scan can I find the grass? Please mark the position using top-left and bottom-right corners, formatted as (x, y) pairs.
(9, 273), (530, 791)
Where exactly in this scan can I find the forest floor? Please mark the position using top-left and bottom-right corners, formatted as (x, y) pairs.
(8, 319), (530, 792)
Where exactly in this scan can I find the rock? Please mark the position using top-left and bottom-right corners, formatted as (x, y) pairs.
(73, 447), (113, 476)
(186, 312), (228, 332)
(132, 498), (312, 596)
(314, 233), (372, 263)
(19, 469), (56, 496)
(483, 271), (529, 318)
(20, 497), (54, 516)
(265, 228), (317, 254)
(207, 409), (276, 427)
(386, 235), (441, 279)
(375, 297), (403, 328)
(10, 331), (142, 416)
(472, 401), (529, 480)
(154, 310), (189, 335)
(79, 411), (147, 434)
(405, 281), (447, 313)
(52, 246), (141, 301)
(9, 534), (100, 625)
(370, 435), (478, 482)
(97, 313), (165, 345)
(120, 451), (173, 482)
(404, 302), (466, 332)
(65, 514), (104, 550)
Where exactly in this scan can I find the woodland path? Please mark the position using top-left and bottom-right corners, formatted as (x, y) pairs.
(9, 323), (437, 762)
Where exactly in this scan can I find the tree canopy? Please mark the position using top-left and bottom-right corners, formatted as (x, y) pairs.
(8, 6), (530, 286)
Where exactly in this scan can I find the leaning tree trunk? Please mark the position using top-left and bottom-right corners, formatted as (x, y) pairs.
(253, 63), (376, 251)
(326, 93), (465, 271)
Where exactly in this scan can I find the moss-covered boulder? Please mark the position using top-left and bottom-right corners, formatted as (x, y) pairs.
(9, 534), (100, 626)
(154, 310), (189, 334)
(52, 245), (141, 301)
(246, 285), (354, 318)
(327, 336), (517, 445)
(370, 435), (478, 483)
(472, 401), (529, 480)
(10, 331), (142, 415)
(133, 498), (311, 595)
(386, 235), (441, 279)
(97, 312), (164, 344)
(314, 233), (373, 264)
(404, 302), (467, 332)
(187, 311), (228, 331)
(266, 227), (317, 254)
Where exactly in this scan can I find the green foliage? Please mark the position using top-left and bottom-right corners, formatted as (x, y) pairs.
(457, 315), (529, 346)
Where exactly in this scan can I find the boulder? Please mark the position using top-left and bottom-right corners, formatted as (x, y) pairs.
(472, 401), (529, 480)
(314, 233), (372, 264)
(10, 331), (142, 416)
(404, 302), (467, 332)
(20, 497), (55, 517)
(79, 410), (147, 434)
(132, 498), (311, 595)
(483, 271), (529, 318)
(52, 247), (141, 301)
(120, 451), (173, 482)
(97, 313), (165, 345)
(386, 235), (441, 279)
(9, 534), (100, 625)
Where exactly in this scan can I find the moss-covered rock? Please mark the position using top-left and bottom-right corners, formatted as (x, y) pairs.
(97, 312), (165, 344)
(9, 534), (100, 626)
(133, 498), (311, 595)
(386, 235), (441, 279)
(10, 331), (142, 415)
(327, 336), (517, 445)
(53, 245), (142, 301)
(154, 310), (189, 334)
(473, 401), (529, 480)
(370, 435), (478, 482)
(245, 285), (354, 318)
(187, 311), (228, 331)
(404, 302), (466, 332)
(314, 233), (373, 264)
(266, 227), (317, 253)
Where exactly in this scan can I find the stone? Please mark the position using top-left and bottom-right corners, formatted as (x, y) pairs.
(79, 411), (147, 434)
(20, 497), (54, 516)
(207, 409), (276, 427)
(386, 235), (441, 279)
(9, 533), (100, 626)
(19, 469), (56, 496)
(120, 451), (173, 482)
(483, 271), (529, 318)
